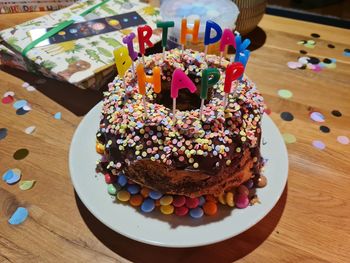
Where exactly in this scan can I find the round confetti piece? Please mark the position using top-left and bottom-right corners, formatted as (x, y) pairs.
(283, 133), (296, 144)
(12, 168), (22, 177)
(308, 57), (320, 64)
(54, 112), (62, 120)
(3, 91), (15, 97)
(6, 172), (21, 184)
(22, 105), (31, 111)
(319, 126), (330, 133)
(13, 100), (27, 110)
(13, 148), (29, 160)
(26, 86), (36, 92)
(16, 107), (29, 116)
(0, 128), (8, 140)
(327, 44), (335, 49)
(310, 33), (320, 38)
(24, 126), (36, 135)
(278, 89), (293, 99)
(323, 58), (332, 64)
(310, 112), (325, 122)
(19, 180), (36, 191)
(304, 43), (315, 49)
(2, 96), (14, 104)
(331, 110), (342, 117)
(312, 140), (326, 150)
(337, 136), (349, 145)
(287, 61), (302, 69)
(343, 49), (350, 57)
(22, 82), (30, 88)
(280, 112), (294, 122)
(299, 50), (307, 54)
(8, 207), (28, 225)
(2, 169), (14, 181)
(298, 56), (309, 64)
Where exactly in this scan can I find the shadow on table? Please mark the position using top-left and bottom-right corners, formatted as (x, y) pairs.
(0, 65), (104, 116)
(228, 26), (267, 54)
(75, 183), (288, 263)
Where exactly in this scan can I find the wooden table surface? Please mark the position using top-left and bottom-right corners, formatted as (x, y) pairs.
(0, 10), (349, 263)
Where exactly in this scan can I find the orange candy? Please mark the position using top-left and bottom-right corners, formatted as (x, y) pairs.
(203, 201), (218, 216)
(141, 187), (150, 198)
(95, 143), (105, 154)
(129, 194), (143, 207)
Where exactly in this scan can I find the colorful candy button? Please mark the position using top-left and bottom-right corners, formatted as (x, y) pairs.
(107, 184), (117, 195)
(226, 192), (235, 207)
(235, 194), (249, 208)
(149, 190), (163, 200)
(203, 201), (217, 216)
(104, 173), (115, 184)
(175, 206), (189, 216)
(127, 184), (140, 194)
(140, 187), (150, 198)
(186, 197), (200, 208)
(160, 204), (174, 215)
(160, 195), (173, 206)
(173, 196), (186, 207)
(117, 190), (130, 202)
(190, 207), (204, 219)
(8, 207), (28, 225)
(129, 194), (143, 207)
(141, 198), (155, 212)
(117, 174), (127, 187)
(198, 196), (206, 206)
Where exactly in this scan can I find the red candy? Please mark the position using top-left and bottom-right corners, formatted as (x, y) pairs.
(172, 196), (186, 207)
(175, 206), (189, 216)
(104, 173), (115, 184)
(185, 197), (199, 208)
(235, 194), (249, 209)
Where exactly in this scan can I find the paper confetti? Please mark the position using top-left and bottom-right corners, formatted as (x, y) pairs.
(280, 112), (294, 122)
(310, 112), (325, 123)
(3, 91), (15, 97)
(331, 110), (342, 117)
(24, 126), (36, 135)
(16, 108), (30, 116)
(2, 96), (14, 104)
(343, 48), (350, 57)
(6, 172), (21, 185)
(337, 136), (349, 145)
(0, 128), (8, 140)
(2, 169), (14, 181)
(26, 86), (36, 92)
(22, 82), (30, 88)
(287, 61), (302, 69)
(8, 207), (28, 225)
(54, 112), (62, 120)
(283, 133), (297, 144)
(278, 89), (293, 99)
(13, 100), (28, 110)
(319, 126), (330, 133)
(312, 140), (326, 150)
(19, 180), (36, 191)
(13, 148), (29, 160)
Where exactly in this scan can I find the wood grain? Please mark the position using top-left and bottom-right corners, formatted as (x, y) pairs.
(0, 9), (350, 263)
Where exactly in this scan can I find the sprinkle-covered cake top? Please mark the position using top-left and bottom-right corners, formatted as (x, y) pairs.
(98, 48), (265, 174)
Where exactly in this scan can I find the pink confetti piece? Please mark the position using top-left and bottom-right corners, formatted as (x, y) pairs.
(310, 112), (325, 122)
(312, 140), (326, 150)
(287, 61), (303, 69)
(337, 136), (349, 145)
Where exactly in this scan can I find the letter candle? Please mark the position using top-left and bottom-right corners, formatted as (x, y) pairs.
(136, 63), (161, 119)
(137, 25), (154, 64)
(223, 62), (244, 108)
(156, 21), (175, 60)
(219, 29), (236, 65)
(200, 68), (220, 119)
(204, 20), (222, 60)
(114, 46), (132, 89)
(234, 35), (251, 62)
(171, 69), (197, 123)
(237, 49), (250, 80)
(122, 33), (138, 76)
(180, 18), (200, 54)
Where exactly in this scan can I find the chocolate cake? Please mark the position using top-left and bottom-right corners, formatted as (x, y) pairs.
(96, 48), (265, 199)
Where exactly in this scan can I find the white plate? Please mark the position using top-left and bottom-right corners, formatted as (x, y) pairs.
(69, 102), (288, 248)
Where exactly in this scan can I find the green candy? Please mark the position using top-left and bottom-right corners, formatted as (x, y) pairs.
(107, 184), (118, 195)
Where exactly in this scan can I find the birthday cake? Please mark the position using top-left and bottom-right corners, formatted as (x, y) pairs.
(96, 48), (266, 217)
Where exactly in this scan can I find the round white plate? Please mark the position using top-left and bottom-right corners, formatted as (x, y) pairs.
(69, 102), (288, 248)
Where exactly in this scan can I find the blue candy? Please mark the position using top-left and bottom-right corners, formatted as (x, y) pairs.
(190, 208), (204, 219)
(117, 174), (128, 187)
(127, 184), (140, 194)
(141, 198), (155, 213)
(149, 190), (163, 200)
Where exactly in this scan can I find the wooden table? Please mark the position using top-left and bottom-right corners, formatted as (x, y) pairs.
(0, 11), (349, 263)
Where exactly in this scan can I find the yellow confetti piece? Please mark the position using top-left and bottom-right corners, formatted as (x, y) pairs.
(19, 180), (36, 190)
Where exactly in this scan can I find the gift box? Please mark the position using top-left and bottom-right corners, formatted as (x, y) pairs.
(0, 0), (79, 13)
(0, 0), (162, 89)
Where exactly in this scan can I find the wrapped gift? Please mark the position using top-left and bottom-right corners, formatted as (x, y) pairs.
(0, 1), (79, 14)
(0, 0), (162, 89)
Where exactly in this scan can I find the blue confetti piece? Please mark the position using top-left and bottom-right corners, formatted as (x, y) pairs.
(13, 100), (27, 110)
(0, 128), (8, 140)
(6, 172), (21, 185)
(2, 169), (14, 181)
(16, 107), (29, 115)
(8, 207), (28, 225)
(343, 51), (350, 57)
(54, 112), (62, 120)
